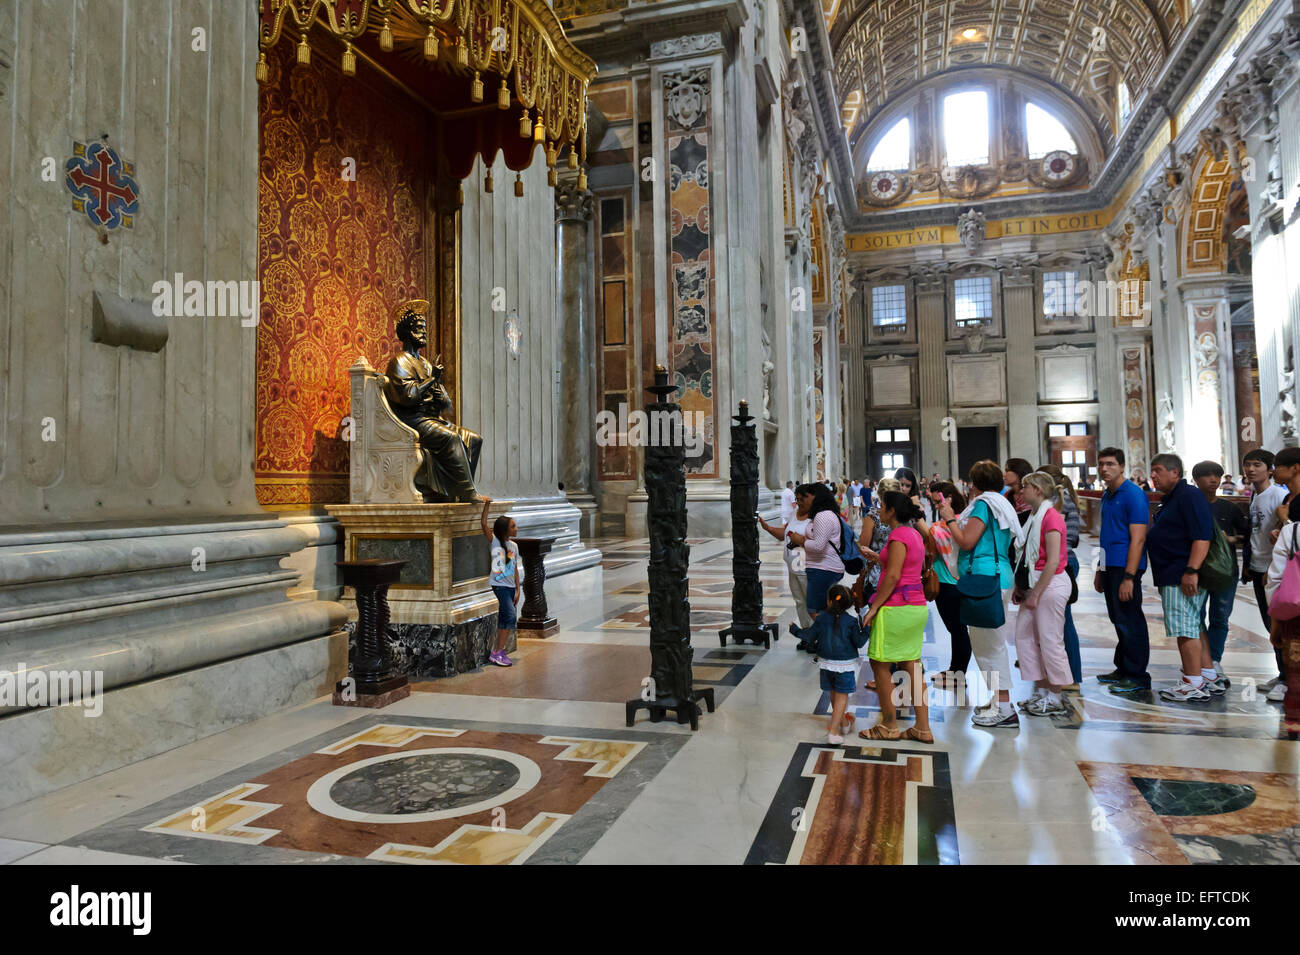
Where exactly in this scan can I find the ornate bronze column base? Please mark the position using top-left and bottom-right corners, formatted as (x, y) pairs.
(719, 623), (779, 649)
(514, 536), (559, 636)
(334, 559), (410, 708)
(625, 689), (716, 731)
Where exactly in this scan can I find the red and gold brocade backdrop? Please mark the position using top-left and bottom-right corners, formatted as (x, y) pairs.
(255, 42), (430, 507)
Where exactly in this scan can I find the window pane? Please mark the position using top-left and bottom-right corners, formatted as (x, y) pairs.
(953, 276), (992, 326)
(1118, 82), (1132, 126)
(1068, 422), (1088, 436)
(1025, 102), (1077, 159)
(872, 284), (907, 327)
(1042, 270), (1079, 318)
(1048, 424), (1067, 437)
(894, 428), (910, 442)
(875, 429), (892, 442)
(943, 90), (989, 167)
(866, 117), (911, 172)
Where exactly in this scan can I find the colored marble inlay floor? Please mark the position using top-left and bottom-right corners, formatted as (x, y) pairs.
(1, 535), (1297, 866)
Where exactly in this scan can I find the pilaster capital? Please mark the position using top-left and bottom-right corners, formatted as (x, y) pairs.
(650, 32), (723, 61)
(555, 177), (594, 224)
(996, 253), (1038, 288)
(908, 262), (949, 294)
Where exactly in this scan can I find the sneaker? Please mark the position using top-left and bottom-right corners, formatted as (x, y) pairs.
(1108, 677), (1151, 695)
(1267, 682), (1288, 703)
(1261, 675), (1282, 693)
(1159, 680), (1212, 703)
(1205, 675), (1228, 695)
(1096, 669), (1125, 684)
(972, 705), (1020, 727)
(1017, 688), (1048, 710)
(827, 733), (844, 745)
(1024, 696), (1068, 717)
(488, 650), (513, 667)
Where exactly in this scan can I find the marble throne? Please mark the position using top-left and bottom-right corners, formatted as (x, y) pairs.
(324, 358), (499, 678)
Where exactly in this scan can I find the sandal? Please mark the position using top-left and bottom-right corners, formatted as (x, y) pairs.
(902, 727), (934, 744)
(858, 723), (902, 741)
(863, 680), (877, 690)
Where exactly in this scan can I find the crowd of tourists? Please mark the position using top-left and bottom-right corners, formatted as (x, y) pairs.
(763, 448), (1300, 745)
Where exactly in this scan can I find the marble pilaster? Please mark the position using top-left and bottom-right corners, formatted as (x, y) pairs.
(913, 265), (950, 475)
(555, 177), (598, 537)
(1001, 256), (1038, 461)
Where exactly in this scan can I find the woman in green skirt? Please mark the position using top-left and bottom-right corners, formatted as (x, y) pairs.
(859, 491), (933, 743)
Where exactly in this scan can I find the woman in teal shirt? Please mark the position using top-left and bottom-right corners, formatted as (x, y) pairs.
(937, 460), (1023, 727)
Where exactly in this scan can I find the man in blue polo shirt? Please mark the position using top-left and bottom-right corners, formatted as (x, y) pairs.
(1146, 453), (1214, 702)
(1093, 446), (1151, 693)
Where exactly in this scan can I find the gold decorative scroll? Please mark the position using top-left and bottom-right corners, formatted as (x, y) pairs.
(257, 0), (595, 175)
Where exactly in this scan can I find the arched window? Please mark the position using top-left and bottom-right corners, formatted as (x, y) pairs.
(943, 89), (989, 167)
(865, 117), (911, 172)
(1025, 102), (1077, 158)
(1117, 82), (1132, 127)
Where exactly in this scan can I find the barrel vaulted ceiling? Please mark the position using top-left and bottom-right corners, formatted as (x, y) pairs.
(829, 0), (1188, 151)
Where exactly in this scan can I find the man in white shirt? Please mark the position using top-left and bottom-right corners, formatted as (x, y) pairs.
(780, 481), (797, 525)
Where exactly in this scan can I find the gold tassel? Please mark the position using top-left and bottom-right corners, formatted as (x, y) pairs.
(567, 147), (578, 170)
(514, 173), (524, 197)
(577, 168), (587, 191)
(471, 72), (483, 103)
(256, 51), (269, 84)
(424, 27), (439, 60)
(456, 36), (468, 68)
(548, 168), (557, 187)
(498, 78), (510, 110)
(342, 42), (356, 76)
(533, 116), (545, 143)
(519, 109), (531, 138)
(379, 18), (393, 52)
(485, 169), (494, 193)
(545, 142), (557, 168)
(296, 33), (311, 66)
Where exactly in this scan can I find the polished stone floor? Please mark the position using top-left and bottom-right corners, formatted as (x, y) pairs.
(2, 533), (1296, 865)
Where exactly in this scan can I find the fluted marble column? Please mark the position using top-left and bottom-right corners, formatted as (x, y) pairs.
(555, 177), (597, 535)
(1001, 256), (1038, 461)
(914, 266), (950, 475)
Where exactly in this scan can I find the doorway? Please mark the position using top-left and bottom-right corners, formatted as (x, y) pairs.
(957, 427), (998, 479)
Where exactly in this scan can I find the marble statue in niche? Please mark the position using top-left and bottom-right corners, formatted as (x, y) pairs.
(761, 326), (775, 421)
(1281, 347), (1298, 443)
(383, 299), (484, 503)
(1158, 392), (1176, 451)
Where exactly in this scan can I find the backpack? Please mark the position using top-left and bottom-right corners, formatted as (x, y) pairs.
(837, 517), (865, 575)
(1197, 524), (1235, 593)
(1268, 524), (1300, 622)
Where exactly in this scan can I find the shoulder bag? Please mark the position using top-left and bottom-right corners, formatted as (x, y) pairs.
(956, 507), (1006, 629)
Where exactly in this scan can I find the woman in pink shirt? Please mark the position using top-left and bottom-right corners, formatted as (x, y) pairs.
(1012, 473), (1073, 716)
(858, 491), (932, 743)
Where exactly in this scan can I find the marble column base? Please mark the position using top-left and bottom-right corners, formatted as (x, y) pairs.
(332, 682), (411, 708)
(0, 628), (347, 812)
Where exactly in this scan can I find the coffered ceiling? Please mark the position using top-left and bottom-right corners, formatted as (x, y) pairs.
(830, 0), (1187, 150)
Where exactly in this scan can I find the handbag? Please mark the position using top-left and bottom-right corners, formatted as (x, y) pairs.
(1066, 556), (1079, 604)
(956, 507), (1005, 629)
(920, 525), (942, 601)
(1268, 524), (1300, 621)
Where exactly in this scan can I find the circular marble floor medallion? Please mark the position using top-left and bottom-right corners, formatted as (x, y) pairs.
(306, 748), (542, 823)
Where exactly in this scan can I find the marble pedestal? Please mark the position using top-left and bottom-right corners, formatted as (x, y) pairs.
(325, 503), (499, 679)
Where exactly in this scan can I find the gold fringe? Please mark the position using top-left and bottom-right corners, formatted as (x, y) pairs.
(548, 168), (557, 187)
(545, 142), (557, 167)
(514, 173), (524, 197)
(296, 33), (310, 66)
(485, 169), (494, 193)
(379, 18), (393, 52)
(577, 168), (587, 191)
(424, 27), (439, 60)
(533, 117), (545, 143)
(342, 42), (356, 76)
(520, 109), (531, 138)
(567, 148), (578, 170)
(255, 51), (269, 84)
(471, 72), (483, 103)
(498, 78), (510, 110)
(456, 36), (468, 68)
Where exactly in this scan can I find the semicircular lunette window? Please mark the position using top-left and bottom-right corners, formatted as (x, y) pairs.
(1025, 102), (1077, 159)
(866, 117), (911, 172)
